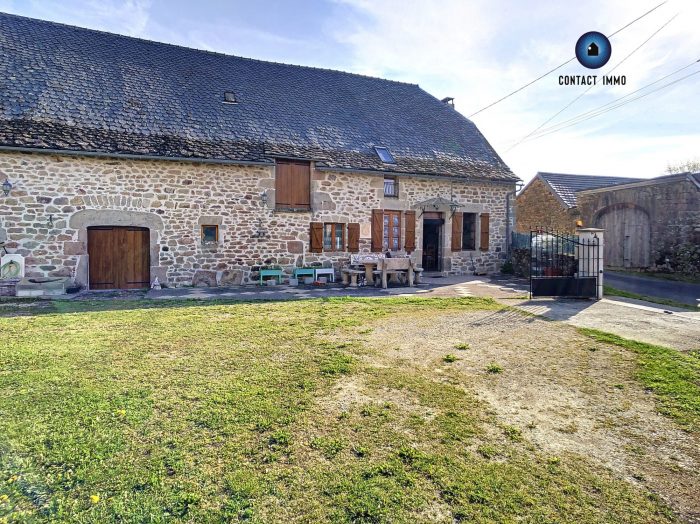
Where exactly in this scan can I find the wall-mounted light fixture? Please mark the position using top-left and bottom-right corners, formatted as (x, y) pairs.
(252, 217), (268, 239)
(2, 179), (11, 197)
(260, 191), (269, 206)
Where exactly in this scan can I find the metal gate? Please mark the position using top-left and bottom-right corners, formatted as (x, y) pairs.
(530, 229), (599, 298)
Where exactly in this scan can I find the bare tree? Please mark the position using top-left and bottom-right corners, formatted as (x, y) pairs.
(666, 158), (700, 174)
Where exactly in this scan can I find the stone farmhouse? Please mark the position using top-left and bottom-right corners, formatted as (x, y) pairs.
(0, 13), (518, 289)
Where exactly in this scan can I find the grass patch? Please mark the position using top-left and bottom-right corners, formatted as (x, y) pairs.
(603, 284), (696, 310)
(579, 327), (700, 432)
(486, 363), (503, 374)
(443, 354), (459, 363)
(454, 343), (470, 351)
(0, 297), (678, 522)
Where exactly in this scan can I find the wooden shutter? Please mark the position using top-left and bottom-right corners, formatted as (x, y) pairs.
(451, 212), (463, 252)
(292, 162), (310, 208)
(371, 209), (383, 252)
(347, 223), (360, 253)
(310, 222), (323, 253)
(404, 211), (416, 253)
(275, 160), (310, 209)
(480, 213), (490, 251)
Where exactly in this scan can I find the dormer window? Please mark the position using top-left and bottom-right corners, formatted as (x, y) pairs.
(374, 146), (395, 164)
(223, 91), (237, 104)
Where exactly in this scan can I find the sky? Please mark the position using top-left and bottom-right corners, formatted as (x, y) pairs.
(1, 0), (698, 184)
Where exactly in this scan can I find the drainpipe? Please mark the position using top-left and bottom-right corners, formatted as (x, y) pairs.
(506, 182), (523, 255)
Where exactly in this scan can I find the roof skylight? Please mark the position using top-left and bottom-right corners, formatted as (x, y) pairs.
(374, 146), (395, 164)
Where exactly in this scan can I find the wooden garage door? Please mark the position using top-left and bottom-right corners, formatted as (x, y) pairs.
(596, 207), (651, 268)
(87, 226), (150, 289)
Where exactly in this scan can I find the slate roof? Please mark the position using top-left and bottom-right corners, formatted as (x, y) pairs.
(0, 13), (517, 182)
(536, 172), (645, 208)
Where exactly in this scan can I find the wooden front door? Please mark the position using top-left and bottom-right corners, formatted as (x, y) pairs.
(88, 226), (150, 289)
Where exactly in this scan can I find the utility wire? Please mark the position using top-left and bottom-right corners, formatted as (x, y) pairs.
(467, 0), (668, 118)
(506, 12), (678, 152)
(522, 69), (700, 142)
(524, 58), (699, 138)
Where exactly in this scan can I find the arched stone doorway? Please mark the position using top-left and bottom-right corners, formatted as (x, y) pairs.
(69, 209), (164, 289)
(595, 204), (651, 268)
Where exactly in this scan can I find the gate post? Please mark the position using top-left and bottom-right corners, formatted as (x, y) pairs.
(576, 228), (604, 299)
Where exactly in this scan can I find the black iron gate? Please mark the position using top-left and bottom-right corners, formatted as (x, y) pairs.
(530, 229), (599, 298)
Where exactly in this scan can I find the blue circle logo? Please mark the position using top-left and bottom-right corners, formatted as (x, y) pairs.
(575, 31), (611, 69)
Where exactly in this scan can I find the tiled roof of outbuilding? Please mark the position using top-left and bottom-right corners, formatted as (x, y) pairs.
(537, 172), (645, 208)
(0, 13), (517, 182)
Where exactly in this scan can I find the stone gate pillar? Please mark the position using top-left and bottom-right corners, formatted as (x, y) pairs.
(576, 227), (604, 299)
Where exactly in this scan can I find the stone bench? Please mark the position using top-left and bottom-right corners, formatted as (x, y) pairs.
(341, 268), (365, 287)
(413, 267), (424, 284)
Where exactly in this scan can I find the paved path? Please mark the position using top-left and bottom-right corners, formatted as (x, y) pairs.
(606, 271), (700, 307)
(145, 274), (502, 302)
(508, 296), (700, 352)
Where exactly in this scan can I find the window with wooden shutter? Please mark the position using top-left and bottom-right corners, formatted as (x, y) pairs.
(347, 223), (360, 253)
(383, 211), (401, 251)
(404, 211), (416, 253)
(462, 213), (477, 250)
(310, 222), (323, 253)
(451, 213), (463, 252)
(323, 223), (345, 251)
(275, 160), (310, 210)
(371, 209), (383, 252)
(480, 213), (490, 251)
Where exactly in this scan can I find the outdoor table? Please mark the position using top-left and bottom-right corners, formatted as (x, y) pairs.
(360, 261), (378, 285)
(377, 258), (414, 289)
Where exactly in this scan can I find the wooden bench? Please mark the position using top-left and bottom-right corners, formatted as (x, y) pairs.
(314, 267), (335, 283)
(259, 268), (283, 286)
(293, 268), (315, 280)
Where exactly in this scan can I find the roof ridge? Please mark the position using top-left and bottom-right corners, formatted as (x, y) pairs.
(537, 171), (638, 179)
(0, 11), (419, 88)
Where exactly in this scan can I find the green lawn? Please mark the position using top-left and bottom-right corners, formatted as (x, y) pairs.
(578, 328), (700, 432)
(0, 298), (678, 523)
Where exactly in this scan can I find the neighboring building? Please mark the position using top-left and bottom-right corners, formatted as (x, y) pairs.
(577, 172), (700, 269)
(0, 13), (518, 289)
(515, 172), (643, 234)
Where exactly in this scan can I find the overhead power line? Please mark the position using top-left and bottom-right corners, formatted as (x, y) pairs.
(520, 65), (700, 142)
(506, 12), (679, 152)
(467, 0), (668, 118)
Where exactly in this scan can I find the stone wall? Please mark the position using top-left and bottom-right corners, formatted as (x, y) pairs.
(0, 151), (514, 287)
(577, 176), (700, 267)
(515, 177), (580, 234)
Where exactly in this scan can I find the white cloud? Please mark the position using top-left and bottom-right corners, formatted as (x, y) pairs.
(334, 0), (700, 182)
(2, 0), (152, 36)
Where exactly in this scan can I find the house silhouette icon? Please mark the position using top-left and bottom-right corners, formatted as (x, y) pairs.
(587, 42), (599, 56)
